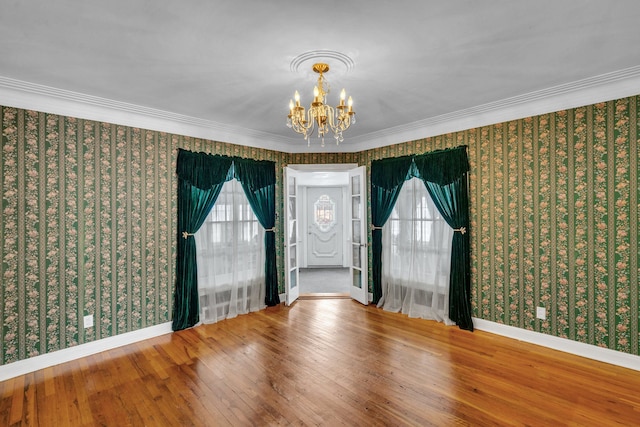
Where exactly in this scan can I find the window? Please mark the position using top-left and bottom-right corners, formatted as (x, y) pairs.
(195, 179), (265, 323)
(200, 181), (262, 274)
(313, 194), (336, 232)
(386, 179), (451, 265)
(380, 177), (454, 323)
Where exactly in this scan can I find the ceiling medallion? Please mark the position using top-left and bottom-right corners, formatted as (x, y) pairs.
(289, 50), (355, 74)
(286, 61), (356, 147)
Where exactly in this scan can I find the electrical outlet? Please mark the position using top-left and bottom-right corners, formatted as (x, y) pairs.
(536, 306), (546, 320)
(83, 315), (94, 328)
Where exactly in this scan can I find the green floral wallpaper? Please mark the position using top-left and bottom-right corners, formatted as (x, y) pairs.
(360, 97), (639, 354)
(0, 107), (287, 365)
(1, 94), (639, 366)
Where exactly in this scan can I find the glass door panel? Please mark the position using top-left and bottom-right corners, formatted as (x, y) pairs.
(284, 168), (299, 305)
(349, 166), (368, 305)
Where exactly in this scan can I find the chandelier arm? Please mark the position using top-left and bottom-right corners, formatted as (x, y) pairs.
(306, 108), (316, 135)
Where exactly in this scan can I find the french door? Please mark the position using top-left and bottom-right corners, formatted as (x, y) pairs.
(285, 165), (368, 305)
(284, 167), (300, 305)
(348, 166), (368, 305)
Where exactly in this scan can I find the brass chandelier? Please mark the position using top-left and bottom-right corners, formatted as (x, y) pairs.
(286, 63), (355, 146)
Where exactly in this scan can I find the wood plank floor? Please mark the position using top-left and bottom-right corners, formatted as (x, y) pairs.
(2, 299), (640, 426)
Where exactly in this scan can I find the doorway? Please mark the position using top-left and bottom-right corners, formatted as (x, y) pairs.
(301, 184), (349, 295)
(284, 164), (368, 305)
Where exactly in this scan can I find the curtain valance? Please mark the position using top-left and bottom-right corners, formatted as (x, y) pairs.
(233, 157), (276, 190)
(371, 145), (469, 189)
(412, 145), (469, 185)
(371, 155), (414, 190)
(176, 149), (276, 189)
(176, 149), (233, 189)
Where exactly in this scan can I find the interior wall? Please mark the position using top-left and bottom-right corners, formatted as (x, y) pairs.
(0, 106), (285, 365)
(1, 92), (639, 366)
(358, 96), (640, 356)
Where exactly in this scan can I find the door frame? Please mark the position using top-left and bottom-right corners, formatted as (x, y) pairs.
(286, 164), (368, 302)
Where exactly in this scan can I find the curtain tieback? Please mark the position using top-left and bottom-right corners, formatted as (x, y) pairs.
(182, 231), (195, 239)
(453, 227), (466, 235)
(370, 225), (383, 230)
(265, 227), (276, 232)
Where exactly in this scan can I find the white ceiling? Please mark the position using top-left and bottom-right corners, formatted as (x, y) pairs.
(1, 1), (640, 153)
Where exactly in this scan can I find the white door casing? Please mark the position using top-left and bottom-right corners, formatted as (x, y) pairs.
(284, 163), (366, 305)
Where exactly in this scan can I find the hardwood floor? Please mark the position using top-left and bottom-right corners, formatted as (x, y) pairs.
(2, 299), (640, 426)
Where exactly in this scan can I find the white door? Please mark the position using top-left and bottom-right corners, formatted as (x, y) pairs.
(284, 167), (300, 305)
(349, 166), (368, 305)
(307, 187), (343, 266)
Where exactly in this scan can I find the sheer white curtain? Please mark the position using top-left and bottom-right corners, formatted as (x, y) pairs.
(195, 178), (265, 323)
(378, 177), (455, 324)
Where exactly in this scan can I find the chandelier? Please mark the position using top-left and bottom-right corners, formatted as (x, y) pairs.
(286, 63), (356, 146)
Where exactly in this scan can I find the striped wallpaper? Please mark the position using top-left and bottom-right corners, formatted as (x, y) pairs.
(361, 97), (639, 353)
(1, 93), (639, 365)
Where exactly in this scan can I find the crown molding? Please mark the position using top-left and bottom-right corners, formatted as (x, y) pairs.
(347, 65), (640, 152)
(2, 66), (640, 154)
(0, 76), (298, 152)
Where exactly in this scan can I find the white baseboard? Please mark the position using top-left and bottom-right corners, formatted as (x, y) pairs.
(6, 315), (635, 383)
(472, 318), (640, 372)
(0, 322), (173, 382)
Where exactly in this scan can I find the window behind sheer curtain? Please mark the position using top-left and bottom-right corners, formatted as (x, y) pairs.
(379, 177), (454, 324)
(195, 179), (265, 323)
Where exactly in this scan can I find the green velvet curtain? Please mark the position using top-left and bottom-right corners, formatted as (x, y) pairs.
(370, 155), (414, 303)
(173, 149), (232, 331)
(172, 149), (279, 331)
(370, 146), (473, 331)
(414, 146), (473, 331)
(233, 158), (280, 306)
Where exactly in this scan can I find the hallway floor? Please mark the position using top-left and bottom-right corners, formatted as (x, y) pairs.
(299, 267), (350, 294)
